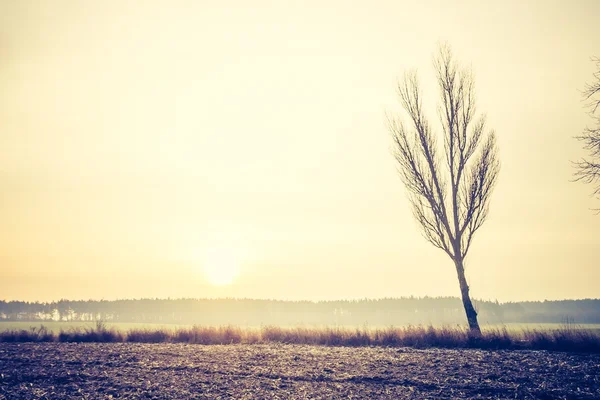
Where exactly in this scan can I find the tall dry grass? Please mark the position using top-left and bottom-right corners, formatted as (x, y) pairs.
(1, 323), (599, 352)
(0, 325), (54, 343)
(58, 320), (124, 343)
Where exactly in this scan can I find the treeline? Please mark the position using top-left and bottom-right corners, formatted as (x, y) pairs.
(1, 297), (599, 326)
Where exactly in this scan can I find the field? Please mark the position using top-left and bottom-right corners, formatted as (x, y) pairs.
(1, 343), (599, 399)
(2, 322), (599, 398)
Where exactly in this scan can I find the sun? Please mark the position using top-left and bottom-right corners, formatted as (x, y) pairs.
(202, 246), (242, 286)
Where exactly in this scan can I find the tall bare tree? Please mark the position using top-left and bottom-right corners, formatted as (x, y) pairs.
(388, 45), (500, 333)
(574, 57), (600, 204)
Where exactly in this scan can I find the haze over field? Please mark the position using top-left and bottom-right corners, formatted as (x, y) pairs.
(1, 0), (598, 302)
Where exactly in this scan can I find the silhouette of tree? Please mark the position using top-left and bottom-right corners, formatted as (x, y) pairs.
(388, 44), (500, 334)
(575, 57), (600, 206)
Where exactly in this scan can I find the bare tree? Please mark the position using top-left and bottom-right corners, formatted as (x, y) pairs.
(388, 45), (500, 334)
(574, 57), (600, 204)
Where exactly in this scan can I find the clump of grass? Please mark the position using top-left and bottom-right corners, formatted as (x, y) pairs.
(58, 320), (124, 343)
(345, 328), (372, 346)
(169, 325), (253, 344)
(522, 328), (600, 352)
(372, 325), (468, 348)
(372, 326), (402, 346)
(0, 325), (55, 343)
(476, 327), (512, 349)
(127, 328), (172, 343)
(261, 326), (315, 345)
(369, 325), (469, 348)
(259, 326), (371, 346)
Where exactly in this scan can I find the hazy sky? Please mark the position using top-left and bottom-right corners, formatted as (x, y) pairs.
(1, 0), (598, 302)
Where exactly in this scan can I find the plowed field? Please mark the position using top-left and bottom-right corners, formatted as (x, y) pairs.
(1, 343), (599, 399)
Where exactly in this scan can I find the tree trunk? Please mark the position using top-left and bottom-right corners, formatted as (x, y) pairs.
(454, 258), (481, 334)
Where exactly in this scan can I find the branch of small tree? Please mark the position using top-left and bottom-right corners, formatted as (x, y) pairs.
(582, 57), (600, 113)
(574, 56), (600, 204)
(389, 45), (499, 261)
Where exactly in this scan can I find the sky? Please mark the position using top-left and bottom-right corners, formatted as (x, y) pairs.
(1, 0), (598, 303)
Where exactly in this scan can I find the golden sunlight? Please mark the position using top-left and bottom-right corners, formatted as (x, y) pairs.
(201, 246), (242, 286)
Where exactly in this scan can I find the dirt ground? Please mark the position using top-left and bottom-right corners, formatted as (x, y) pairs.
(1, 343), (599, 399)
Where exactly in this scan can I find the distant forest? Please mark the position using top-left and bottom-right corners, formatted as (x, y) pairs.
(1, 298), (599, 326)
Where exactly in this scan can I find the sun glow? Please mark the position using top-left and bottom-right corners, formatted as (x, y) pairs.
(202, 246), (242, 286)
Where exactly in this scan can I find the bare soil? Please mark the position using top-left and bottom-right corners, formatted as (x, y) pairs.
(1, 343), (599, 399)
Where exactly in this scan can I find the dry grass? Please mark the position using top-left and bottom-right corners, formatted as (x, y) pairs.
(0, 325), (54, 342)
(1, 323), (599, 352)
(521, 326), (600, 352)
(57, 320), (124, 343)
